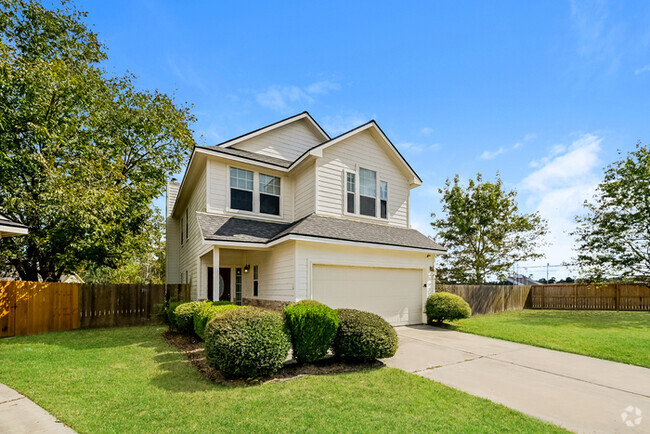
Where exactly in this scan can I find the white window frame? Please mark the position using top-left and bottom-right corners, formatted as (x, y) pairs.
(259, 173), (282, 216)
(343, 169), (358, 217)
(379, 179), (389, 219)
(226, 165), (284, 219)
(342, 166), (388, 222)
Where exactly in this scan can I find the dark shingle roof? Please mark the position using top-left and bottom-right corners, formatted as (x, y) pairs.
(196, 212), (445, 252)
(197, 146), (293, 168)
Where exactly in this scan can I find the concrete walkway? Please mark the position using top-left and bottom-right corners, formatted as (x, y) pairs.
(385, 325), (649, 433)
(0, 384), (74, 433)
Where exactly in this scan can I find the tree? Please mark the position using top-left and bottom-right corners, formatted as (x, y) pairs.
(0, 0), (195, 281)
(573, 143), (650, 281)
(431, 173), (548, 284)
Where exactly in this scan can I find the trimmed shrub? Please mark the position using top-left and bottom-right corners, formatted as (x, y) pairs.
(284, 300), (339, 364)
(332, 309), (398, 360)
(204, 307), (291, 378)
(171, 301), (204, 334)
(165, 301), (183, 327)
(194, 302), (240, 340)
(425, 292), (471, 324)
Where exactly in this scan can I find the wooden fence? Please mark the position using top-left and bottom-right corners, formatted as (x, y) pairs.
(438, 284), (532, 315)
(0, 281), (190, 338)
(530, 283), (650, 311)
(438, 283), (650, 314)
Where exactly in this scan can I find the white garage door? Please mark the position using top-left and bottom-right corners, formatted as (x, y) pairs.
(312, 265), (423, 325)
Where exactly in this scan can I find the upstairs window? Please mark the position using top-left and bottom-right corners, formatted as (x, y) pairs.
(346, 172), (356, 213)
(230, 168), (254, 211)
(180, 215), (184, 245)
(380, 181), (388, 219)
(185, 208), (189, 240)
(359, 168), (377, 217)
(259, 174), (281, 215)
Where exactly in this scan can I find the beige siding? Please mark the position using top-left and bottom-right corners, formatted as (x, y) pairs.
(292, 161), (315, 219)
(294, 240), (432, 301)
(315, 131), (410, 227)
(206, 157), (294, 222)
(231, 119), (324, 162)
(166, 182), (181, 284)
(246, 241), (296, 301)
(178, 166), (207, 299)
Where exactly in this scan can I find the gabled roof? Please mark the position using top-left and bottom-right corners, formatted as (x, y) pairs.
(0, 213), (28, 237)
(288, 120), (422, 185)
(195, 116), (423, 185)
(214, 112), (330, 149)
(196, 212), (446, 253)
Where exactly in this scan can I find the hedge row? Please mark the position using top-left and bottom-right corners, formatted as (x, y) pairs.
(168, 299), (398, 379)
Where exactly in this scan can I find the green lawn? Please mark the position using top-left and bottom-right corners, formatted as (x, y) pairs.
(0, 326), (563, 433)
(450, 310), (650, 368)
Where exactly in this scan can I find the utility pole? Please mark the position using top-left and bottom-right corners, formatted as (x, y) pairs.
(547, 262), (549, 282)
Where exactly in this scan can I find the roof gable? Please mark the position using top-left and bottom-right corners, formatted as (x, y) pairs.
(301, 121), (422, 186)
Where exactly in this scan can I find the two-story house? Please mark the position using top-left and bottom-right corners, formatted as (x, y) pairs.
(166, 112), (445, 325)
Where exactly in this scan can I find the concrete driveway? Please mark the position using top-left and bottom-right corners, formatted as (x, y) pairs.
(385, 325), (649, 433)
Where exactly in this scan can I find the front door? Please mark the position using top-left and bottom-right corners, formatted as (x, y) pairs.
(218, 268), (231, 302)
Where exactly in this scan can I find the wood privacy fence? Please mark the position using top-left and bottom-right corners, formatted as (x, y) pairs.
(530, 283), (650, 311)
(438, 283), (650, 315)
(438, 284), (532, 315)
(0, 281), (190, 338)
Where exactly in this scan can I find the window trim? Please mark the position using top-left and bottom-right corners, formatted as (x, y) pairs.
(259, 173), (281, 216)
(226, 165), (283, 219)
(180, 215), (184, 246)
(379, 179), (388, 219)
(229, 167), (255, 212)
(185, 208), (189, 240)
(342, 166), (389, 222)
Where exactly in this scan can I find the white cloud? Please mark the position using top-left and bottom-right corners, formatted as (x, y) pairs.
(524, 133), (538, 141)
(321, 112), (371, 136)
(480, 146), (507, 160)
(479, 133), (535, 160)
(305, 80), (340, 94)
(255, 79), (340, 112)
(419, 127), (434, 136)
(520, 134), (603, 265)
(569, 0), (623, 71)
(634, 64), (650, 75)
(397, 142), (441, 153)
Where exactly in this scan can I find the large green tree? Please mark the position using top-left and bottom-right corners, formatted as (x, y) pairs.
(0, 0), (195, 281)
(431, 173), (548, 284)
(573, 143), (650, 281)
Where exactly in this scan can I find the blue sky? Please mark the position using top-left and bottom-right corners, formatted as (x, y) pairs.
(77, 0), (650, 279)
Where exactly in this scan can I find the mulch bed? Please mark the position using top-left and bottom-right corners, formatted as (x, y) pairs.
(163, 330), (383, 386)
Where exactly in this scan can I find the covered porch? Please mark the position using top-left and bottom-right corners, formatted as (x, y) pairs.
(195, 243), (294, 309)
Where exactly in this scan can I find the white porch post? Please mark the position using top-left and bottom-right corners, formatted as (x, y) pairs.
(212, 246), (220, 300)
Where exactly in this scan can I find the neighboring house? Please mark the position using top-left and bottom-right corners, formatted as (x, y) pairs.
(0, 214), (28, 238)
(166, 112), (445, 325)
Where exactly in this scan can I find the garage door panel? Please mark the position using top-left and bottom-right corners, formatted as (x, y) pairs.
(312, 265), (423, 325)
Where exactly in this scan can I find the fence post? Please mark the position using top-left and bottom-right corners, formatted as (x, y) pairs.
(615, 283), (620, 311)
(574, 285), (577, 310)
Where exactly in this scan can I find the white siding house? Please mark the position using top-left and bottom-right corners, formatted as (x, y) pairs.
(167, 112), (444, 325)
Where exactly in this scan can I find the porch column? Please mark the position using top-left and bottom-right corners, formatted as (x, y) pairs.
(213, 246), (220, 300)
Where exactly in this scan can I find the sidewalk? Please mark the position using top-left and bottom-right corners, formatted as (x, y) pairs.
(385, 325), (649, 433)
(0, 384), (74, 433)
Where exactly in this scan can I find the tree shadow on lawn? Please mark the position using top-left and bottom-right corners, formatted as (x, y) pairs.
(150, 331), (385, 392)
(449, 310), (650, 331)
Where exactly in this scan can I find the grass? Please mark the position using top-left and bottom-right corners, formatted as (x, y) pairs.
(0, 326), (564, 433)
(450, 310), (650, 368)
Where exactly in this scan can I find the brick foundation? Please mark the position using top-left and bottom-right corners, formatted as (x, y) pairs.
(242, 298), (290, 311)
